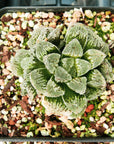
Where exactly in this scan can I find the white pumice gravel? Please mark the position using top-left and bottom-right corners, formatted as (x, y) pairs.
(9, 25), (16, 31)
(12, 13), (18, 19)
(12, 95), (18, 101)
(1, 109), (8, 115)
(22, 117), (28, 122)
(12, 106), (17, 112)
(28, 20), (34, 27)
(27, 132), (34, 137)
(103, 123), (109, 129)
(10, 86), (14, 91)
(40, 129), (49, 136)
(89, 116), (95, 122)
(17, 120), (22, 124)
(36, 118), (42, 124)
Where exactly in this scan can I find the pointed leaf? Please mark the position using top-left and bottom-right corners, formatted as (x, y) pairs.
(43, 53), (60, 74)
(10, 57), (23, 77)
(99, 59), (114, 83)
(61, 57), (76, 78)
(23, 58), (45, 78)
(62, 86), (87, 114)
(75, 58), (91, 76)
(71, 106), (86, 119)
(37, 27), (53, 42)
(85, 29), (109, 55)
(20, 80), (27, 96)
(54, 66), (72, 83)
(36, 41), (59, 62)
(62, 38), (83, 58)
(84, 49), (106, 69)
(65, 23), (88, 48)
(27, 26), (53, 48)
(15, 49), (30, 62)
(21, 56), (35, 70)
(87, 69), (106, 89)
(46, 77), (65, 97)
(10, 49), (30, 77)
(85, 87), (104, 100)
(24, 79), (37, 100)
(67, 77), (87, 95)
(27, 27), (42, 48)
(42, 96), (72, 118)
(47, 27), (60, 44)
(30, 68), (51, 93)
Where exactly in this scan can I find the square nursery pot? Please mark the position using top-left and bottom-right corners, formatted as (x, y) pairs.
(0, 6), (114, 142)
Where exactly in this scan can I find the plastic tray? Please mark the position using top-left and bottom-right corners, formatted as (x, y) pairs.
(0, 6), (114, 142)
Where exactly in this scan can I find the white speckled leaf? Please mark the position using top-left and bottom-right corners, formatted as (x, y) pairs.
(46, 77), (65, 97)
(99, 59), (114, 83)
(67, 77), (87, 95)
(43, 53), (60, 74)
(47, 27), (61, 44)
(36, 41), (59, 62)
(75, 58), (91, 77)
(61, 58), (77, 78)
(30, 68), (51, 93)
(85, 87), (104, 100)
(87, 69), (106, 89)
(42, 96), (72, 118)
(54, 66), (72, 83)
(65, 23), (88, 48)
(62, 86), (87, 114)
(62, 38), (83, 58)
(84, 49), (106, 69)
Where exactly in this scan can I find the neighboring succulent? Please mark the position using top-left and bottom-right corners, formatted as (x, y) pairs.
(10, 23), (114, 119)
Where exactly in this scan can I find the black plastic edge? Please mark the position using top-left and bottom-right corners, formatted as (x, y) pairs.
(0, 6), (114, 16)
(0, 136), (114, 142)
(0, 6), (114, 142)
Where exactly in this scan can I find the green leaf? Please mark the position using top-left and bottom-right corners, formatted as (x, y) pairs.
(87, 69), (106, 89)
(20, 82), (27, 96)
(37, 27), (53, 42)
(84, 49), (106, 69)
(24, 79), (37, 100)
(27, 26), (53, 48)
(42, 96), (72, 118)
(54, 66), (72, 83)
(67, 77), (87, 95)
(71, 106), (87, 119)
(10, 57), (23, 77)
(62, 38), (83, 58)
(46, 77), (65, 97)
(62, 86), (87, 114)
(75, 58), (91, 76)
(47, 27), (60, 44)
(36, 41), (59, 62)
(30, 68), (51, 94)
(61, 57), (74, 71)
(15, 49), (30, 62)
(65, 23), (88, 48)
(61, 57), (77, 78)
(23, 58), (45, 78)
(21, 56), (35, 70)
(43, 53), (60, 74)
(84, 29), (109, 55)
(10, 49), (30, 77)
(85, 87), (104, 100)
(99, 59), (114, 83)
(27, 27), (41, 48)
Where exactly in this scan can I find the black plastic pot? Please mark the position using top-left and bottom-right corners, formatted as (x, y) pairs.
(0, 6), (114, 142)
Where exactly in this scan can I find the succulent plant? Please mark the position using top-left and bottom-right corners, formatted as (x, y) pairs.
(10, 23), (114, 119)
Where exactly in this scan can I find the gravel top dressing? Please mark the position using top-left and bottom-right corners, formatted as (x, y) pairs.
(0, 8), (114, 139)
